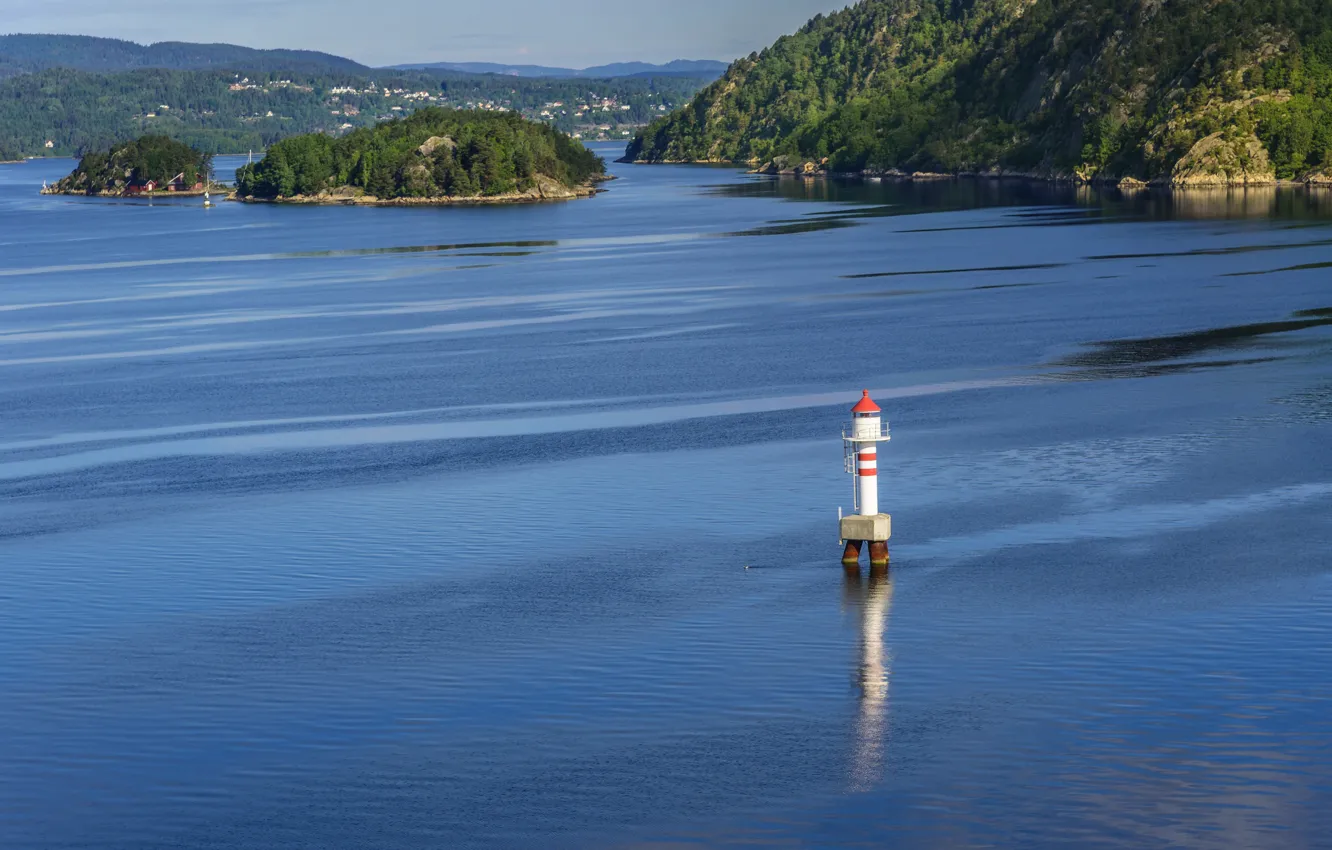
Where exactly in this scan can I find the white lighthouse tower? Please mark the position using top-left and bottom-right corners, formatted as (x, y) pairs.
(841, 390), (892, 568)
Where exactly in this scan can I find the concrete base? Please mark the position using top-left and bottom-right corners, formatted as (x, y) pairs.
(840, 514), (891, 543)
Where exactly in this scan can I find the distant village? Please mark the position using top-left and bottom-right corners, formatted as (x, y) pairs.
(320, 80), (675, 141)
(127, 76), (683, 143)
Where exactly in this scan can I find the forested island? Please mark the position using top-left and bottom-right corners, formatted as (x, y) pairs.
(234, 107), (606, 204)
(627, 0), (1332, 186)
(43, 135), (213, 196)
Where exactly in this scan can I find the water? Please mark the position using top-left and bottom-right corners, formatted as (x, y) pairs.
(2, 148), (1331, 848)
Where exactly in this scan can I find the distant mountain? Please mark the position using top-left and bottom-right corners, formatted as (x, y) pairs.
(0, 36), (727, 82)
(0, 64), (708, 159)
(390, 59), (729, 79)
(0, 34), (718, 159)
(0, 34), (370, 76)
(584, 60), (730, 78)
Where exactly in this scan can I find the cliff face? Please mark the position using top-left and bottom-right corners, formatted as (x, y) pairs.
(627, 0), (1332, 184)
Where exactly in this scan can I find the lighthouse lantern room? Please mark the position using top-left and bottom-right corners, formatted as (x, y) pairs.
(841, 390), (892, 568)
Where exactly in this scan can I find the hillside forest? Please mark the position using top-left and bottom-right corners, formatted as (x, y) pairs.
(629, 0), (1332, 184)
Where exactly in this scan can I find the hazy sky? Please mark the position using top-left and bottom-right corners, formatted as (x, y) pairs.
(0, 0), (852, 67)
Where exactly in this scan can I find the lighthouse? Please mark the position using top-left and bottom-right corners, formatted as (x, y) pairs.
(841, 390), (892, 568)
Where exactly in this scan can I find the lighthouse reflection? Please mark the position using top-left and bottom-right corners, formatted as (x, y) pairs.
(845, 566), (894, 792)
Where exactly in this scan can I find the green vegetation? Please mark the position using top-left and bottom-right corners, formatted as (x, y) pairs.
(0, 68), (341, 157)
(48, 135), (212, 194)
(0, 65), (707, 158)
(628, 0), (1332, 184)
(235, 107), (604, 200)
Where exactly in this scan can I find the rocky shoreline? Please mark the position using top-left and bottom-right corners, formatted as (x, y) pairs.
(752, 165), (1332, 189)
(41, 174), (612, 205)
(40, 187), (218, 198)
(233, 174), (609, 207)
(632, 131), (1332, 189)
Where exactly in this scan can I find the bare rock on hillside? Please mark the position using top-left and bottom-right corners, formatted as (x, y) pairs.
(417, 135), (457, 157)
(1169, 132), (1275, 187)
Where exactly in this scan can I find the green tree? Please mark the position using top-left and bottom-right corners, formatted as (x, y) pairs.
(236, 107), (603, 199)
(630, 0), (1332, 182)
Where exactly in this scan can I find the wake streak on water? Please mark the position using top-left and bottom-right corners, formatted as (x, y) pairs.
(900, 482), (1332, 564)
(0, 378), (1028, 481)
(0, 233), (716, 280)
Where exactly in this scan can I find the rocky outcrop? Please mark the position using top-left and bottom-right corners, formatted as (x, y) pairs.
(417, 135), (456, 157)
(526, 173), (584, 200)
(1168, 132), (1276, 186)
(752, 155), (824, 175)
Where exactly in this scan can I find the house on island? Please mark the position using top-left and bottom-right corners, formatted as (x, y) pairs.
(124, 174), (203, 195)
(163, 174), (204, 192)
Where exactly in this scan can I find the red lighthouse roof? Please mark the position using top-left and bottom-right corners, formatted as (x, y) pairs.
(851, 390), (881, 414)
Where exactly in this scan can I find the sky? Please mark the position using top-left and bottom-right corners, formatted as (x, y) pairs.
(0, 0), (853, 68)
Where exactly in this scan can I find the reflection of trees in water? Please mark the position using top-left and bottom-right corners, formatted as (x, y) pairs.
(1053, 308), (1332, 379)
(846, 568), (893, 792)
(712, 177), (1332, 223)
(1090, 184), (1327, 220)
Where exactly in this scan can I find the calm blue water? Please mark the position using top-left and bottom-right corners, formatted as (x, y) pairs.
(2, 148), (1331, 848)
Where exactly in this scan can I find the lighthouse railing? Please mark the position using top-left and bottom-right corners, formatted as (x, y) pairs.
(842, 422), (892, 442)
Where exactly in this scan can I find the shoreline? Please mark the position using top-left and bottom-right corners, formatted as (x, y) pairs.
(41, 187), (227, 198)
(233, 176), (610, 207)
(625, 158), (1332, 189)
(820, 169), (1331, 189)
(40, 174), (613, 205)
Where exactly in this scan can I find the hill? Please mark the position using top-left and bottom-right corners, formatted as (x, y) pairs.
(0, 34), (369, 76)
(626, 0), (1332, 185)
(45, 135), (212, 195)
(234, 107), (605, 204)
(0, 66), (705, 158)
(389, 59), (728, 79)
